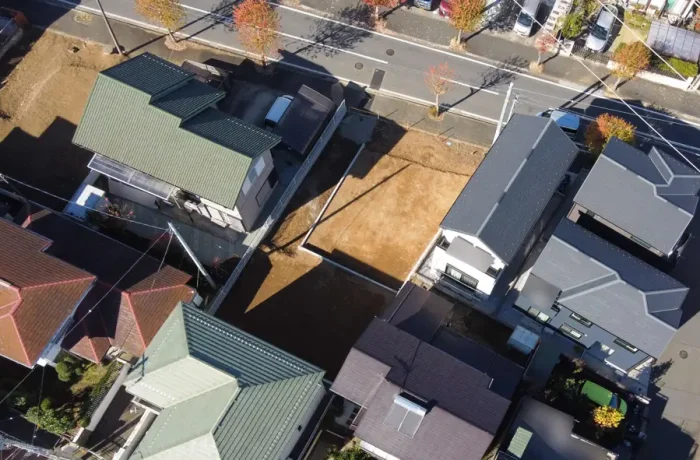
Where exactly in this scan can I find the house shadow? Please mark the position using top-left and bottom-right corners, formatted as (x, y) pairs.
(0, 118), (92, 210)
(214, 250), (394, 378)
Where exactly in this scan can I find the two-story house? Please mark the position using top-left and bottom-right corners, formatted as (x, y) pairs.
(73, 53), (282, 233)
(418, 115), (578, 302)
(513, 139), (696, 394)
(117, 302), (325, 460)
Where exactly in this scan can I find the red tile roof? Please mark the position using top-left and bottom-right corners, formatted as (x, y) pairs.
(0, 219), (95, 366)
(21, 209), (194, 362)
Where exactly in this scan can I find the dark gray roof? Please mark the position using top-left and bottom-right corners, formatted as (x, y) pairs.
(532, 219), (687, 357)
(380, 282), (453, 342)
(331, 318), (512, 460)
(446, 236), (495, 272)
(574, 139), (700, 255)
(519, 274), (560, 312)
(273, 85), (335, 154)
(441, 115), (578, 264)
(504, 397), (612, 460)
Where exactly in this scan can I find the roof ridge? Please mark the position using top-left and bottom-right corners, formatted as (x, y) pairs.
(127, 283), (192, 296)
(21, 275), (96, 290)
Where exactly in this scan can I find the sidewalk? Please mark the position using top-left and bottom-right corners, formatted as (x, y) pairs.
(18, 0), (496, 146)
(298, 0), (700, 120)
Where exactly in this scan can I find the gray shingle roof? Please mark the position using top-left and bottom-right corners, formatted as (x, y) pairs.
(74, 53), (281, 209)
(574, 139), (700, 255)
(331, 318), (513, 460)
(532, 219), (687, 357)
(273, 85), (335, 154)
(441, 115), (578, 264)
(126, 303), (324, 460)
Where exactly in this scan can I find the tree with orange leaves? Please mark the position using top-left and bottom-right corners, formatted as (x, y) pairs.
(233, 0), (280, 67)
(424, 62), (455, 117)
(363, 0), (398, 23)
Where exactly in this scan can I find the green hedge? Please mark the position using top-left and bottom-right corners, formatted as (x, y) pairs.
(655, 56), (699, 78)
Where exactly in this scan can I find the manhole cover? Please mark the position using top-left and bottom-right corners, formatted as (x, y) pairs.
(386, 49), (395, 56)
(680, 350), (689, 359)
(355, 62), (364, 70)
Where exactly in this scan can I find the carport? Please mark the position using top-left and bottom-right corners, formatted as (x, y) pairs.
(273, 85), (335, 155)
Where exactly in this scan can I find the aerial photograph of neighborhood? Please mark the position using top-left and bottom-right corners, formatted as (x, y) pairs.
(1, 0), (700, 458)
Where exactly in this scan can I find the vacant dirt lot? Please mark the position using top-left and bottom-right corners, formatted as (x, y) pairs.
(0, 31), (124, 204)
(216, 135), (395, 378)
(306, 123), (486, 289)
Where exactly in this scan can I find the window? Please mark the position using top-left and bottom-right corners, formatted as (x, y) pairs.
(254, 156), (265, 175)
(242, 157), (265, 196)
(527, 307), (550, 323)
(570, 312), (592, 328)
(614, 338), (638, 353)
(437, 235), (450, 250)
(241, 177), (252, 196)
(560, 323), (583, 340)
(486, 266), (501, 277)
(384, 395), (426, 438)
(600, 344), (615, 356)
(630, 235), (652, 250)
(445, 265), (478, 290)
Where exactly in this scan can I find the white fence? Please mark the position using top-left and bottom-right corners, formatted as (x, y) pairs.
(207, 100), (347, 315)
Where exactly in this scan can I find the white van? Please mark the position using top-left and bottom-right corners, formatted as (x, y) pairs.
(264, 95), (294, 128)
(513, 0), (541, 36)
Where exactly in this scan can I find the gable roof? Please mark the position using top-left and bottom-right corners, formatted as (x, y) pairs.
(441, 115), (578, 264)
(73, 53), (281, 209)
(125, 303), (325, 460)
(532, 219), (687, 357)
(574, 139), (700, 255)
(21, 208), (194, 362)
(0, 219), (95, 366)
(504, 397), (612, 460)
(331, 318), (512, 460)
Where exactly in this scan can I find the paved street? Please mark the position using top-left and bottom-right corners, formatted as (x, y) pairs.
(28, 0), (700, 160)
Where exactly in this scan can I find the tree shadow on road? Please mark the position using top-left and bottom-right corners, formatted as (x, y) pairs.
(298, 4), (372, 60)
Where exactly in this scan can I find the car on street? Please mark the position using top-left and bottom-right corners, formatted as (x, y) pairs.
(537, 109), (580, 139)
(438, 0), (452, 17)
(579, 380), (628, 415)
(264, 95), (293, 128)
(585, 4), (618, 52)
(414, 0), (438, 11)
(513, 0), (541, 36)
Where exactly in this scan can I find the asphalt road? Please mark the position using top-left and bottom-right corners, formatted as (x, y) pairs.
(29, 0), (700, 160)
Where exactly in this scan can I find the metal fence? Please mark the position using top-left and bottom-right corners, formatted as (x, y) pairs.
(207, 100), (347, 315)
(571, 43), (611, 65)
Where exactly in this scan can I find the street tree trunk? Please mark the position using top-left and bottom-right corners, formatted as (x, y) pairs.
(167, 29), (176, 43)
(613, 76), (622, 90)
(457, 28), (462, 44)
(374, 6), (380, 21)
(536, 50), (543, 65)
(435, 93), (440, 113)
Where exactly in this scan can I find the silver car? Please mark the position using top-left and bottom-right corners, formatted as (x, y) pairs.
(585, 5), (618, 52)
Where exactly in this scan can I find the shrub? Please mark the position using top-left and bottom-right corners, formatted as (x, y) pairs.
(78, 417), (90, 428)
(8, 392), (29, 409)
(55, 362), (74, 382)
(656, 56), (698, 78)
(25, 407), (75, 435)
(561, 11), (585, 39)
(326, 446), (375, 460)
(593, 406), (625, 428)
(40, 398), (53, 412)
(74, 367), (84, 377)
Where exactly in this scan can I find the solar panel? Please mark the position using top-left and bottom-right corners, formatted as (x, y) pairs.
(88, 154), (176, 200)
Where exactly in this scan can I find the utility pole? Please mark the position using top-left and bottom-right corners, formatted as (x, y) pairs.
(95, 0), (124, 56)
(494, 82), (514, 144)
(168, 223), (217, 290)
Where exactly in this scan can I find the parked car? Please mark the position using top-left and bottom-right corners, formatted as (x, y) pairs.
(537, 109), (580, 139)
(513, 0), (541, 36)
(579, 380), (628, 415)
(264, 95), (293, 128)
(414, 0), (438, 11)
(585, 4), (618, 52)
(438, 0), (452, 17)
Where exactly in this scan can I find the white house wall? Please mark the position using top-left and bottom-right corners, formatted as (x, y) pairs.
(108, 178), (160, 210)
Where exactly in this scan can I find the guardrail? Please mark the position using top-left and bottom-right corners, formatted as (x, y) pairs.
(207, 100), (347, 315)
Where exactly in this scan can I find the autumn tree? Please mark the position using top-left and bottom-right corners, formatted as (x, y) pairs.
(611, 41), (650, 90)
(535, 34), (557, 66)
(424, 62), (455, 118)
(593, 406), (625, 429)
(449, 0), (484, 47)
(585, 113), (636, 155)
(233, 0), (280, 67)
(135, 0), (185, 44)
(363, 0), (398, 24)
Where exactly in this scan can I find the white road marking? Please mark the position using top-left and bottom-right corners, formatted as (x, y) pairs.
(379, 89), (499, 123)
(445, 78), (500, 95)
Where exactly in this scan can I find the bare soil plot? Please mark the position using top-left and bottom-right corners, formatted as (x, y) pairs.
(306, 123), (486, 289)
(215, 136), (395, 378)
(0, 31), (124, 205)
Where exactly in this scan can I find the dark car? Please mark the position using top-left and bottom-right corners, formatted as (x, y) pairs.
(414, 0), (439, 10)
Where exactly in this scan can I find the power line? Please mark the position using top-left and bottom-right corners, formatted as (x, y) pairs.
(0, 175), (170, 231)
(0, 368), (35, 408)
(31, 367), (45, 446)
(57, 230), (170, 345)
(508, 0), (700, 173)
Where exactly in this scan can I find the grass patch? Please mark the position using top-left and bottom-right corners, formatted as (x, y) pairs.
(625, 12), (651, 34)
(70, 363), (110, 396)
(653, 55), (698, 78)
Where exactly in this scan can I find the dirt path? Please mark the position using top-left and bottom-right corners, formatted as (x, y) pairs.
(0, 31), (124, 202)
(307, 126), (486, 289)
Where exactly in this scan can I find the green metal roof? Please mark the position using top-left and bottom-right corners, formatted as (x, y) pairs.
(73, 53), (281, 208)
(126, 303), (325, 460)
